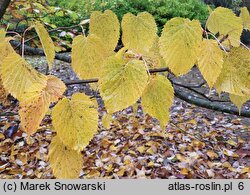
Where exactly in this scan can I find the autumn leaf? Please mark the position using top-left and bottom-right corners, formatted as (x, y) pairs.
(102, 113), (113, 129)
(141, 75), (174, 129)
(229, 94), (250, 112)
(0, 52), (47, 100)
(89, 10), (120, 53)
(122, 12), (157, 54)
(99, 53), (149, 113)
(19, 75), (66, 135)
(206, 7), (243, 47)
(34, 21), (55, 68)
(240, 7), (250, 31)
(49, 136), (82, 179)
(52, 93), (98, 152)
(159, 17), (203, 76)
(0, 39), (15, 105)
(72, 34), (110, 79)
(214, 47), (250, 95)
(197, 39), (224, 88)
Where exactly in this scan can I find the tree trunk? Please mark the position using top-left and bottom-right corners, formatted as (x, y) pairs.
(0, 0), (11, 19)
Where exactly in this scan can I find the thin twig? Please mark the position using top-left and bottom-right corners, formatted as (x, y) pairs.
(21, 26), (34, 57)
(207, 32), (228, 52)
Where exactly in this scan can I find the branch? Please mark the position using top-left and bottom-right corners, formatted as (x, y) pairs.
(10, 40), (72, 62)
(174, 86), (250, 118)
(64, 78), (250, 118)
(0, 0), (11, 19)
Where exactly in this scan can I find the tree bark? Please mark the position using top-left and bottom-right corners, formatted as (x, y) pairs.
(0, 0), (11, 20)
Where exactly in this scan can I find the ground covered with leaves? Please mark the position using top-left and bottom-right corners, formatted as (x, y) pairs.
(0, 57), (250, 179)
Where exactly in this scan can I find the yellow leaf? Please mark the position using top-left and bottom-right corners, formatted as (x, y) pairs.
(226, 139), (238, 147)
(0, 40), (16, 64)
(72, 34), (110, 79)
(143, 36), (166, 68)
(159, 17), (202, 76)
(148, 161), (155, 167)
(197, 39), (224, 88)
(206, 7), (243, 47)
(0, 52), (47, 99)
(240, 7), (250, 31)
(0, 28), (6, 42)
(146, 147), (155, 155)
(99, 54), (149, 113)
(116, 167), (125, 177)
(49, 136), (82, 179)
(207, 150), (218, 160)
(136, 146), (146, 154)
(214, 47), (250, 96)
(52, 93), (98, 152)
(86, 169), (100, 178)
(241, 167), (250, 174)
(89, 10), (120, 53)
(128, 150), (137, 156)
(141, 75), (174, 129)
(34, 21), (55, 68)
(180, 168), (189, 175)
(207, 5), (213, 14)
(122, 12), (157, 54)
(19, 75), (66, 135)
(0, 39), (16, 105)
(0, 78), (9, 105)
(102, 113), (113, 129)
(229, 94), (250, 112)
(223, 149), (239, 158)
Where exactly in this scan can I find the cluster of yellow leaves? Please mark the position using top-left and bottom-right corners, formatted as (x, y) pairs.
(0, 52), (66, 135)
(19, 75), (66, 135)
(49, 93), (98, 178)
(0, 28), (65, 135)
(1, 6), (250, 179)
(206, 7), (243, 47)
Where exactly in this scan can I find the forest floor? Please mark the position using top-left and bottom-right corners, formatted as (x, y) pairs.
(0, 56), (250, 179)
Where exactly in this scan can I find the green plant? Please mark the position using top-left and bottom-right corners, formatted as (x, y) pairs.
(48, 0), (210, 30)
